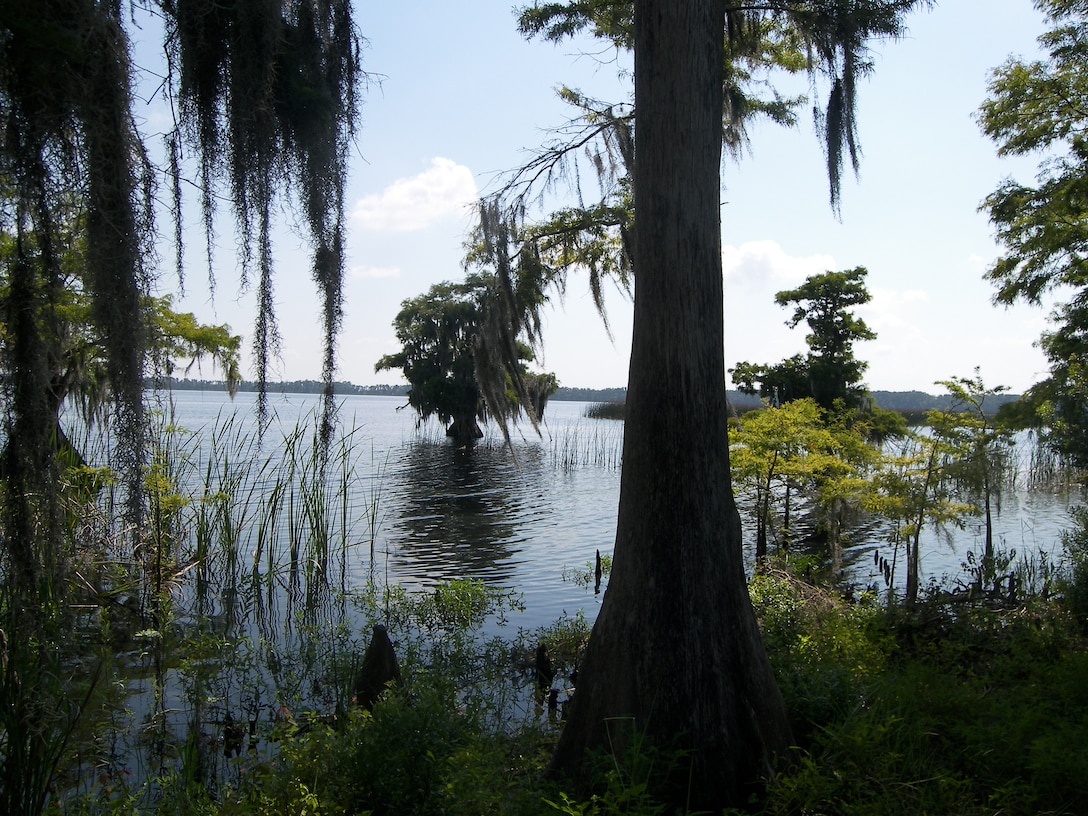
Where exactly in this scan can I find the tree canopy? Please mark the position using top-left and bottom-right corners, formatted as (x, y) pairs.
(978, 0), (1088, 464)
(471, 3), (927, 418)
(732, 266), (876, 410)
(514, 0), (923, 207)
(375, 274), (558, 444)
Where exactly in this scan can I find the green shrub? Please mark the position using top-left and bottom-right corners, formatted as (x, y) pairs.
(1060, 505), (1088, 627)
(229, 681), (553, 816)
(763, 586), (1088, 816)
(750, 568), (888, 744)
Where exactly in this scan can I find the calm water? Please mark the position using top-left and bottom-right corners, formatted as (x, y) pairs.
(159, 389), (624, 629)
(160, 387), (1080, 624)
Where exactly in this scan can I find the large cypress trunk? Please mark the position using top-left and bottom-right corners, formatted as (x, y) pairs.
(549, 0), (793, 808)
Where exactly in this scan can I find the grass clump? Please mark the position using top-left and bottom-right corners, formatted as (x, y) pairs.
(583, 402), (625, 421)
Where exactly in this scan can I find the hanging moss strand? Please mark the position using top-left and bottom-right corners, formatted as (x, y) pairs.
(167, 0), (362, 441)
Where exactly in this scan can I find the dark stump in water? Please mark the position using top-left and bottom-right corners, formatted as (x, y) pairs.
(353, 624), (402, 710)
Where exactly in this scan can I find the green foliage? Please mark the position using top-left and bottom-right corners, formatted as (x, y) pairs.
(262, 686), (486, 815)
(750, 568), (887, 744)
(0, 233), (241, 430)
(848, 402), (908, 444)
(764, 600), (1088, 816)
(863, 372), (1015, 605)
(731, 267), (876, 411)
(514, 0), (908, 183)
(978, 0), (1088, 467)
(978, 0), (1088, 303)
(1010, 313), (1088, 466)
(730, 398), (878, 567)
(562, 555), (613, 589)
(516, 170), (634, 327)
(1059, 504), (1088, 627)
(517, 1), (633, 49)
(148, 297), (241, 395)
(543, 722), (678, 816)
(731, 399), (827, 557)
(867, 426), (978, 605)
(347, 578), (528, 730)
(932, 370), (1015, 568)
(730, 354), (811, 409)
(375, 274), (558, 444)
(520, 610), (591, 686)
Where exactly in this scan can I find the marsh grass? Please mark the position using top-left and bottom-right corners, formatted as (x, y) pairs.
(549, 423), (623, 473)
(24, 397), (598, 812)
(2, 401), (390, 806)
(583, 402), (625, 421)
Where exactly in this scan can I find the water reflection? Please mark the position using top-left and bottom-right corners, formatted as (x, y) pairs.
(384, 440), (553, 584)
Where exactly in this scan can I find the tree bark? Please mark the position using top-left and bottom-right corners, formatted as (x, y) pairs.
(549, 1), (792, 809)
(446, 415), (483, 444)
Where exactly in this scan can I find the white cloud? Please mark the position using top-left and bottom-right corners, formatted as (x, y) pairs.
(351, 158), (477, 232)
(722, 241), (836, 291)
(862, 287), (929, 330)
(350, 264), (400, 280)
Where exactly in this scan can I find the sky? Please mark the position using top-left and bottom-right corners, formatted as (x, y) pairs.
(161, 1), (1056, 395)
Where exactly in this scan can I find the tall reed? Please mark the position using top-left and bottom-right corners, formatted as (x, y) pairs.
(549, 422), (623, 473)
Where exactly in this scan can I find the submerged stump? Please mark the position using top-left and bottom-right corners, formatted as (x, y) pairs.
(353, 624), (402, 710)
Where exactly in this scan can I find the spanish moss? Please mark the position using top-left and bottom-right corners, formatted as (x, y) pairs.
(0, 2), (153, 597)
(166, 0), (363, 442)
(0, 0), (363, 669)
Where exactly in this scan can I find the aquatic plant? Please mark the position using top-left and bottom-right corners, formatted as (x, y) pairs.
(583, 401), (625, 421)
(549, 423), (623, 473)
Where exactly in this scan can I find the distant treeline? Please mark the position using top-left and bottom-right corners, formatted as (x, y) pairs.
(155, 378), (410, 396)
(552, 386), (627, 402)
(868, 390), (1021, 414)
(159, 378), (630, 402)
(157, 379), (1020, 414)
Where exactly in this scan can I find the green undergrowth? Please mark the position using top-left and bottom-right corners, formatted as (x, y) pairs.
(46, 563), (1088, 816)
(754, 566), (1088, 816)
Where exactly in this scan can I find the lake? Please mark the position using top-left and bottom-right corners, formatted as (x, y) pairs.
(156, 388), (624, 630)
(158, 387), (1079, 625)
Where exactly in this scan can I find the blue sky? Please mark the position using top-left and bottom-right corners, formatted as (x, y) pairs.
(166, 1), (1054, 394)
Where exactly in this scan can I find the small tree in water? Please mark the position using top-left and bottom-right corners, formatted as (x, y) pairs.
(932, 370), (1014, 585)
(376, 273), (557, 445)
